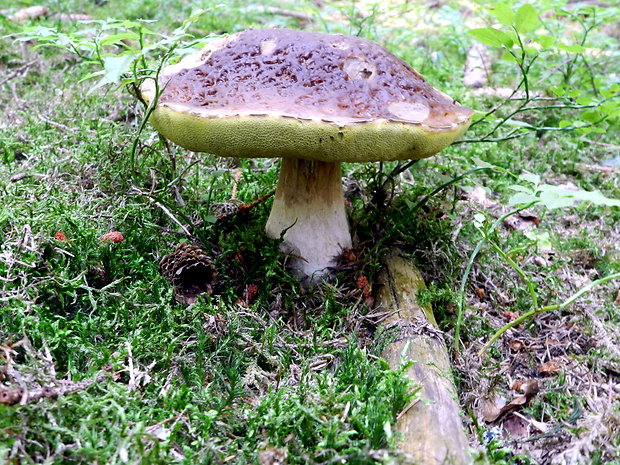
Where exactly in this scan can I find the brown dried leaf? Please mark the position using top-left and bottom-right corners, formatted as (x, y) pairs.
(52, 13), (93, 21)
(483, 380), (540, 423)
(502, 310), (520, 321)
(503, 210), (540, 231)
(503, 414), (529, 438)
(538, 359), (563, 376)
(481, 397), (505, 422)
(258, 447), (288, 465)
(9, 6), (50, 22)
(236, 284), (259, 307)
(508, 339), (524, 351)
(464, 43), (490, 89)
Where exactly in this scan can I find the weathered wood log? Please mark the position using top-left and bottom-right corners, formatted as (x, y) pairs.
(377, 250), (472, 464)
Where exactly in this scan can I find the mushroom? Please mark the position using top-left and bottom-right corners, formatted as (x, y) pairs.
(142, 29), (473, 278)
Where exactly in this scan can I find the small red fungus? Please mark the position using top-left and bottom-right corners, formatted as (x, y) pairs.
(54, 232), (67, 241)
(100, 232), (125, 243)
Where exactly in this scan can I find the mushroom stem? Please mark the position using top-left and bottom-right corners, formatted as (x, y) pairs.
(265, 158), (352, 278)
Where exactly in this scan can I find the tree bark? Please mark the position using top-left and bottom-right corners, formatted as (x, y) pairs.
(376, 250), (472, 464)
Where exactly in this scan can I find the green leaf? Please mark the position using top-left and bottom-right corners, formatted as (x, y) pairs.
(580, 109), (601, 123)
(469, 28), (514, 48)
(99, 32), (140, 47)
(508, 192), (538, 206)
(88, 53), (135, 93)
(489, 3), (515, 26)
(519, 173), (541, 185)
(557, 43), (585, 53)
(471, 157), (495, 169)
(507, 185), (534, 194)
(102, 54), (135, 84)
(572, 190), (620, 207)
(474, 213), (486, 223)
(504, 119), (534, 128)
(559, 120), (572, 128)
(538, 189), (575, 209)
(524, 231), (553, 251)
(515, 4), (541, 33)
(536, 35), (555, 49)
(575, 96), (594, 105)
(550, 86), (565, 97)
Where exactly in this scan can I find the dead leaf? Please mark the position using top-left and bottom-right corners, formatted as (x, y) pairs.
(508, 339), (524, 351)
(341, 248), (356, 263)
(483, 380), (540, 422)
(9, 6), (50, 22)
(520, 379), (540, 398)
(503, 414), (529, 438)
(236, 284), (259, 307)
(52, 13), (93, 21)
(464, 43), (490, 89)
(466, 185), (498, 208)
(502, 310), (520, 321)
(503, 210), (540, 231)
(511, 411), (549, 434)
(258, 447), (287, 465)
(481, 397), (505, 422)
(538, 359), (563, 376)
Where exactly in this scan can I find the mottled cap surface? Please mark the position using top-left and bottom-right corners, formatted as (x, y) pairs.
(143, 28), (473, 162)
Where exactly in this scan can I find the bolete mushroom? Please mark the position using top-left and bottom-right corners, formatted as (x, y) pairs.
(142, 28), (473, 278)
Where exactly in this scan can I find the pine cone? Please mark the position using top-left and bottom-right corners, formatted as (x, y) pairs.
(160, 243), (216, 305)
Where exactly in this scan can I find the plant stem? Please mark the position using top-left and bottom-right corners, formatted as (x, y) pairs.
(453, 202), (536, 355)
(487, 239), (538, 310)
(479, 272), (620, 355)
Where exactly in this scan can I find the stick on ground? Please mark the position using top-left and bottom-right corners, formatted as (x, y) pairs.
(376, 250), (472, 464)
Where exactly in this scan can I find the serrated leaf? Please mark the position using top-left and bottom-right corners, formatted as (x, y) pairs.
(469, 28), (514, 48)
(489, 3), (515, 26)
(515, 4), (541, 33)
(88, 53), (135, 94)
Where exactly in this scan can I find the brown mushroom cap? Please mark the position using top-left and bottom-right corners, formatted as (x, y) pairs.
(142, 28), (473, 162)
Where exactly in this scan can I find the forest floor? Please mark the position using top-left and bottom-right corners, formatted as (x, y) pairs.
(0, 1), (619, 464)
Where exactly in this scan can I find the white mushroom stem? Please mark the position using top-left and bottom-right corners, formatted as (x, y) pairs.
(265, 158), (352, 278)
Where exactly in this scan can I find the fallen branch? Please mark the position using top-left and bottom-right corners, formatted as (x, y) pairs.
(376, 250), (472, 464)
